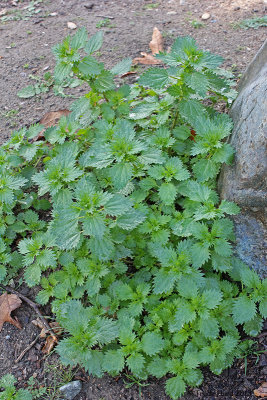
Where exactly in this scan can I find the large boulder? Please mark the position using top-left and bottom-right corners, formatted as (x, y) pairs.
(218, 40), (267, 278)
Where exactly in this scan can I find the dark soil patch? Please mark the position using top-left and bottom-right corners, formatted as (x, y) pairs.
(0, 0), (266, 399)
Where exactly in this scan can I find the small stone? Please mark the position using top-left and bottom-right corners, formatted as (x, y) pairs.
(67, 22), (77, 30)
(50, 12), (58, 16)
(0, 8), (7, 16)
(5, 335), (10, 339)
(59, 381), (82, 400)
(201, 12), (210, 20)
(167, 11), (177, 15)
(43, 66), (50, 71)
(233, 6), (240, 10)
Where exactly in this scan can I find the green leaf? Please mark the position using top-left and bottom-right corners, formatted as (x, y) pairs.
(103, 350), (125, 374)
(126, 353), (145, 375)
(111, 58), (132, 75)
(82, 214), (106, 238)
(219, 200), (240, 215)
(17, 85), (36, 98)
(259, 298), (267, 318)
(199, 317), (219, 339)
(232, 295), (256, 324)
(184, 72), (209, 97)
(110, 163), (133, 190)
(202, 289), (222, 309)
(85, 31), (103, 54)
(71, 27), (88, 49)
(190, 242), (210, 268)
(78, 56), (103, 77)
(141, 331), (165, 356)
(158, 183), (177, 205)
(165, 376), (186, 400)
(104, 194), (133, 216)
(243, 315), (263, 337)
(192, 159), (219, 182)
(139, 68), (169, 89)
(178, 99), (206, 126)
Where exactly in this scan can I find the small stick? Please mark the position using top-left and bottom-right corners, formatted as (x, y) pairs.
(258, 331), (267, 338)
(96, 15), (114, 19)
(0, 285), (57, 341)
(15, 335), (40, 363)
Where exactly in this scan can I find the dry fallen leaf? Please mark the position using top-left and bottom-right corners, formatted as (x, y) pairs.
(0, 292), (22, 331)
(254, 382), (267, 398)
(32, 318), (63, 354)
(32, 109), (70, 142)
(40, 109), (70, 128)
(133, 27), (163, 65)
(149, 27), (163, 55)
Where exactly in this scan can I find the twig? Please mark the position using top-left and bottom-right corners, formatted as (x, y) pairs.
(96, 15), (114, 19)
(258, 331), (267, 338)
(15, 334), (40, 363)
(0, 285), (57, 341)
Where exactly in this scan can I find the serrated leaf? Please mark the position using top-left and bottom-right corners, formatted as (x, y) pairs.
(199, 317), (219, 339)
(111, 57), (132, 75)
(141, 331), (165, 356)
(85, 31), (103, 54)
(232, 295), (256, 324)
(190, 242), (210, 268)
(158, 183), (177, 205)
(192, 158), (219, 182)
(219, 200), (240, 215)
(109, 162), (133, 190)
(103, 350), (124, 374)
(17, 85), (36, 98)
(202, 289), (222, 309)
(147, 357), (168, 378)
(243, 315), (263, 337)
(139, 68), (169, 89)
(126, 353), (145, 375)
(165, 376), (186, 400)
(184, 71), (209, 97)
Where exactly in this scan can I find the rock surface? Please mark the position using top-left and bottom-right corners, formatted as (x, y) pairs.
(218, 40), (267, 277)
(59, 380), (82, 400)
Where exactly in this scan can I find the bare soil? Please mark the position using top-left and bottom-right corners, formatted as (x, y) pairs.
(0, 0), (266, 399)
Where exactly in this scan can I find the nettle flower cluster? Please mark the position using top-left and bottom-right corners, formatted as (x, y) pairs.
(0, 29), (266, 399)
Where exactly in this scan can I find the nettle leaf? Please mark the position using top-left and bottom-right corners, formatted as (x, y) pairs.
(110, 163), (133, 190)
(85, 31), (103, 54)
(184, 71), (209, 97)
(103, 350), (125, 374)
(165, 376), (186, 400)
(111, 57), (132, 76)
(192, 159), (219, 182)
(141, 331), (165, 356)
(158, 182), (177, 205)
(126, 353), (145, 375)
(139, 68), (169, 89)
(232, 295), (256, 324)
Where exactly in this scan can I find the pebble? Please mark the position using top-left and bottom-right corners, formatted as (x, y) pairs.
(201, 12), (210, 20)
(67, 22), (77, 30)
(59, 381), (82, 400)
(167, 11), (177, 15)
(5, 335), (10, 340)
(50, 12), (58, 16)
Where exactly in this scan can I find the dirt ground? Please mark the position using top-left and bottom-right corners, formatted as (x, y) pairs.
(0, 0), (267, 399)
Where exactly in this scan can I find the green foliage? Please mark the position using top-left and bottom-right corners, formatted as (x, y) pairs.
(0, 28), (266, 399)
(234, 16), (267, 29)
(0, 374), (32, 400)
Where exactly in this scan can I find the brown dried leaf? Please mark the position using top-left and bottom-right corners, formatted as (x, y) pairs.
(133, 27), (164, 65)
(120, 71), (137, 78)
(32, 109), (71, 142)
(0, 292), (22, 331)
(149, 27), (163, 55)
(42, 335), (58, 354)
(40, 109), (70, 128)
(133, 52), (162, 65)
(254, 382), (267, 398)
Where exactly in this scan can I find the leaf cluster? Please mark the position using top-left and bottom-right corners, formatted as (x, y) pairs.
(0, 374), (32, 400)
(0, 29), (266, 399)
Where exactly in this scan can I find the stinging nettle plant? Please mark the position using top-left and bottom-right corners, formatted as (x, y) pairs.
(0, 28), (266, 399)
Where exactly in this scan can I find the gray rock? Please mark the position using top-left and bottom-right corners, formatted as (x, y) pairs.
(59, 381), (82, 400)
(218, 39), (267, 277)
